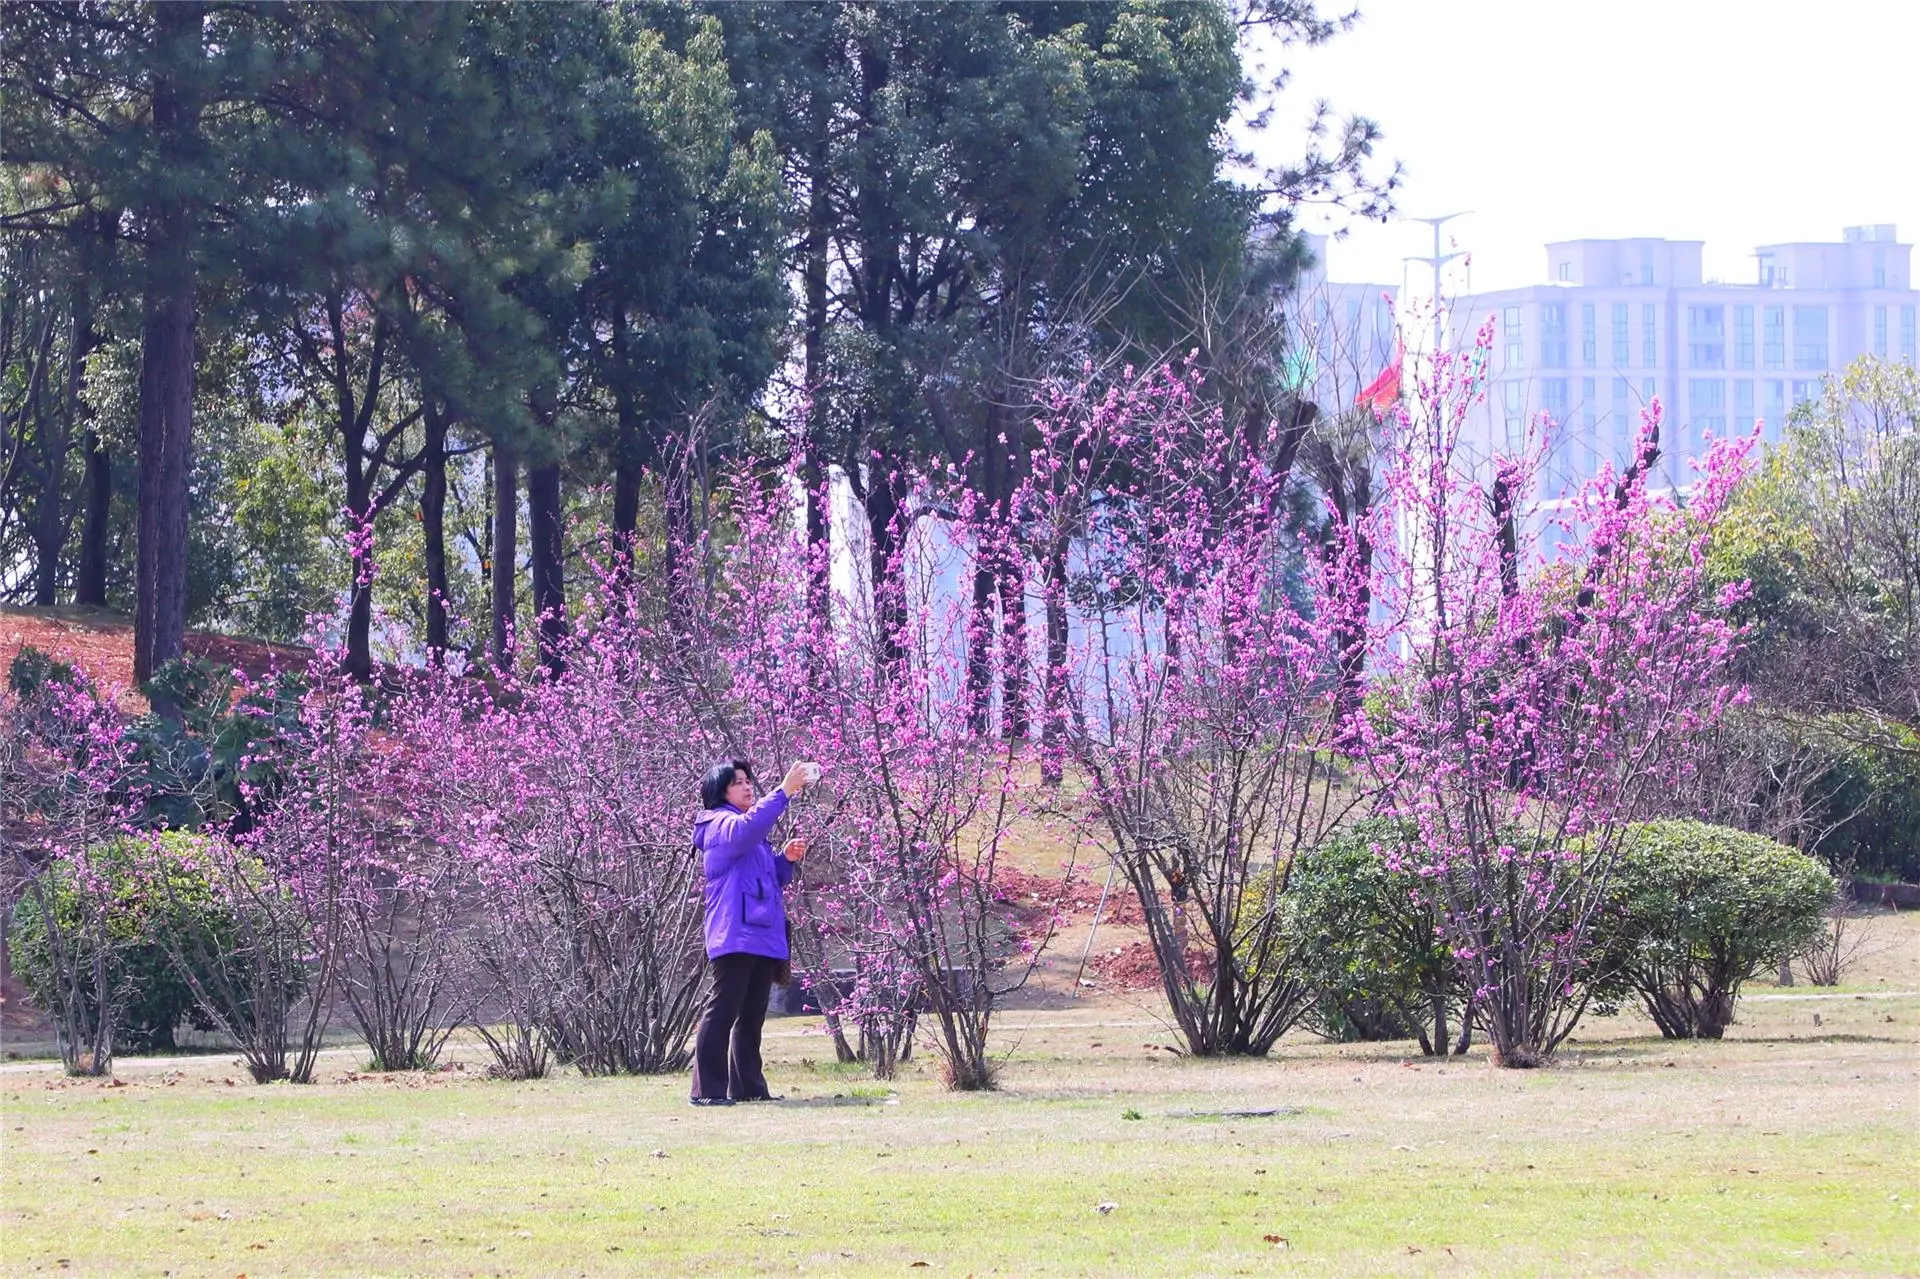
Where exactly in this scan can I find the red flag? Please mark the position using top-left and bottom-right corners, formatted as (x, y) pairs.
(1356, 342), (1403, 418)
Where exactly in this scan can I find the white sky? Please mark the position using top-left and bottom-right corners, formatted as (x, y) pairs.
(1261, 0), (1920, 299)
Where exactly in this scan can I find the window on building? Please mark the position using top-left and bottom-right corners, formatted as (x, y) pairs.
(1688, 379), (1726, 462)
(1763, 306), (1786, 370)
(1581, 378), (1599, 477)
(1612, 303), (1630, 366)
(1765, 381), (1787, 444)
(1543, 377), (1569, 423)
(1640, 246), (1655, 286)
(1874, 306), (1889, 358)
(1903, 306), (1917, 364)
(1581, 303), (1596, 367)
(1734, 380), (1755, 434)
(1541, 303), (1569, 368)
(1689, 379), (1726, 427)
(1502, 382), (1526, 451)
(1875, 250), (1887, 289)
(1688, 305), (1725, 368)
(1503, 306), (1523, 369)
(1793, 305), (1829, 370)
(1559, 262), (1571, 281)
(1642, 304), (1657, 368)
(1791, 380), (1819, 407)
(1733, 306), (1755, 369)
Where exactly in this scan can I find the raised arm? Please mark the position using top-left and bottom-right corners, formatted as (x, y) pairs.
(702, 788), (790, 877)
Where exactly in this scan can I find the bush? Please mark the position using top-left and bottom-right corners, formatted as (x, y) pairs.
(1592, 821), (1834, 1039)
(1286, 819), (1463, 1056)
(9, 833), (239, 1052)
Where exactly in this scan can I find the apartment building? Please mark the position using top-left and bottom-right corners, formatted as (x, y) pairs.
(1448, 226), (1917, 494)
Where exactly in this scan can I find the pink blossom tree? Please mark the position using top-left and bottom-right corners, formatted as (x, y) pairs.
(637, 457), (1050, 1087)
(2, 667), (139, 1075)
(1018, 364), (1371, 1056)
(1354, 323), (1753, 1067)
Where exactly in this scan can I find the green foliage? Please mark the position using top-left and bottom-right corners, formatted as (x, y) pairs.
(1284, 819), (1461, 1054)
(1592, 821), (1834, 1039)
(1819, 723), (1920, 882)
(9, 833), (238, 1052)
(125, 657), (306, 831)
(8, 644), (78, 699)
(1708, 357), (1919, 731)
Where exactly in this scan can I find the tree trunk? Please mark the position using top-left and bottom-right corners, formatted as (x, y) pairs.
(608, 312), (646, 600)
(37, 290), (95, 607)
(998, 525), (1029, 742)
(612, 457), (641, 547)
(421, 402), (449, 658)
(662, 435), (695, 624)
(490, 445), (517, 671)
(527, 459), (567, 675)
(132, 0), (202, 698)
(965, 408), (1000, 735)
(801, 140), (833, 635)
(966, 546), (996, 736)
(866, 455), (907, 673)
(74, 430), (110, 607)
(133, 281), (194, 692)
(1040, 540), (1070, 784)
(341, 425), (374, 682)
(31, 403), (64, 607)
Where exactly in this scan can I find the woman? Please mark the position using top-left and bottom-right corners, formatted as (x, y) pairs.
(689, 756), (814, 1106)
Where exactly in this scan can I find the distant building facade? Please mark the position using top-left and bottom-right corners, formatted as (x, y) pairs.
(1446, 225), (1918, 496)
(1291, 233), (1400, 414)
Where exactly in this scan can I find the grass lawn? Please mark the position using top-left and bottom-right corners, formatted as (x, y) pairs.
(3, 914), (1916, 1277)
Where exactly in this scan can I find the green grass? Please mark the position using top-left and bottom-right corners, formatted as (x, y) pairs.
(4, 975), (1917, 1278)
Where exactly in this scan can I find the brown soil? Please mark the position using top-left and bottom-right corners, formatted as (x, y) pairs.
(0, 605), (308, 710)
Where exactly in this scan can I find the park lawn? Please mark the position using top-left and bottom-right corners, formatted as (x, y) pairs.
(4, 962), (1917, 1279)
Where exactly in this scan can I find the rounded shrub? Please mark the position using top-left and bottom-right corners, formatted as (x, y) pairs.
(9, 832), (239, 1052)
(1592, 820), (1834, 1039)
(1286, 819), (1460, 1054)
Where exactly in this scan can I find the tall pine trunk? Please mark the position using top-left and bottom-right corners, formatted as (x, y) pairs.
(1040, 539), (1070, 785)
(801, 138), (833, 635)
(964, 416), (1000, 735)
(662, 432), (695, 625)
(421, 402), (449, 658)
(527, 460), (566, 675)
(490, 445), (517, 671)
(865, 455), (907, 673)
(608, 313), (644, 596)
(74, 430), (110, 607)
(133, 283), (194, 690)
(132, 0), (203, 695)
(998, 534), (1028, 742)
(37, 289), (95, 607)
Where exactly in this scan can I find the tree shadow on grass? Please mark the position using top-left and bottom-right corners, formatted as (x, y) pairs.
(1557, 1033), (1905, 1067)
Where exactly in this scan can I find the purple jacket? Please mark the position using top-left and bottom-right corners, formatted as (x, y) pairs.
(694, 788), (795, 960)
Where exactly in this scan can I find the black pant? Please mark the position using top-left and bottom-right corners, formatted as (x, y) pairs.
(690, 952), (780, 1101)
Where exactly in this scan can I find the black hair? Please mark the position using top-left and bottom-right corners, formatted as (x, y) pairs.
(700, 758), (755, 811)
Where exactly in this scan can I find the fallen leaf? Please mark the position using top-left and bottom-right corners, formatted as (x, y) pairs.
(1263, 1234), (1289, 1248)
(1095, 1201), (1118, 1215)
